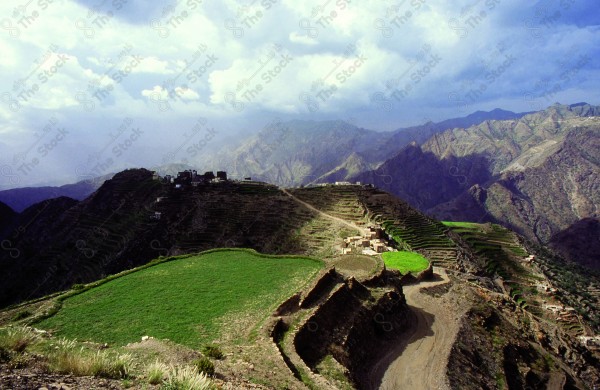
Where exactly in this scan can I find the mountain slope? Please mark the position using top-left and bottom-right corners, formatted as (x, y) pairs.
(0, 169), (358, 307)
(204, 120), (388, 186)
(374, 108), (528, 160)
(0, 201), (16, 237)
(549, 218), (600, 270)
(313, 152), (373, 184)
(353, 103), (600, 268)
(0, 173), (113, 212)
(200, 109), (526, 187)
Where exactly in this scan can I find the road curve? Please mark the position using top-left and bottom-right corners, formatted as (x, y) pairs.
(369, 268), (459, 390)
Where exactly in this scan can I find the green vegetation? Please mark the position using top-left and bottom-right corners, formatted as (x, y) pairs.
(315, 355), (353, 390)
(0, 326), (39, 352)
(382, 251), (430, 274)
(201, 345), (223, 360)
(193, 356), (215, 376)
(146, 361), (168, 385)
(382, 217), (455, 250)
(44, 338), (133, 379)
(37, 249), (322, 348)
(161, 365), (212, 390)
(441, 221), (482, 229)
(11, 310), (32, 322)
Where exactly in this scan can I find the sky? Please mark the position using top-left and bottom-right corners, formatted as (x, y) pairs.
(0, 0), (599, 188)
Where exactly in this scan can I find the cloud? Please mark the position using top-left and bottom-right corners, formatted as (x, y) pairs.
(174, 86), (200, 100)
(141, 85), (168, 99)
(0, 0), (598, 187)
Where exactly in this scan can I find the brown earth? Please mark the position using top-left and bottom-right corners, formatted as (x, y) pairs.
(367, 268), (466, 390)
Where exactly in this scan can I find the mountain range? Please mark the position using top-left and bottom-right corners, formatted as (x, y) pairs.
(1, 103), (597, 270)
(353, 103), (600, 269)
(0, 107), (599, 388)
(201, 108), (528, 187)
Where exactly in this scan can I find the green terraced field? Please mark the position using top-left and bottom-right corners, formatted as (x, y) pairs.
(37, 249), (323, 348)
(382, 251), (430, 274)
(441, 221), (483, 229)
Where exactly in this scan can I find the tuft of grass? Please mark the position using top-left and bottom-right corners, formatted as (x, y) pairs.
(147, 360), (169, 385)
(92, 351), (132, 379)
(193, 357), (215, 376)
(0, 326), (39, 352)
(381, 251), (430, 274)
(48, 338), (132, 379)
(201, 345), (223, 360)
(161, 365), (213, 390)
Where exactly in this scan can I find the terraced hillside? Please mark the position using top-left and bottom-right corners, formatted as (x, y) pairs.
(2, 176), (600, 389)
(289, 186), (368, 225)
(290, 186), (462, 269)
(444, 222), (600, 335)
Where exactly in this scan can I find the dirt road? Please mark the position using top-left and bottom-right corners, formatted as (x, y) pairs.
(369, 268), (461, 390)
(281, 188), (364, 233)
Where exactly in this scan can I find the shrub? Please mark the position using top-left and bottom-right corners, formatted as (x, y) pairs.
(193, 357), (214, 376)
(162, 365), (213, 390)
(0, 326), (39, 353)
(147, 361), (169, 385)
(201, 345), (223, 360)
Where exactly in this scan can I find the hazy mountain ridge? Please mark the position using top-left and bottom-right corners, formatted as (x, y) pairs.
(0, 173), (113, 212)
(355, 103), (600, 268)
(202, 109), (526, 187)
(0, 108), (526, 208)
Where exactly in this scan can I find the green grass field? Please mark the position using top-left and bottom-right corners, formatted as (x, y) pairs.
(37, 249), (322, 348)
(442, 221), (482, 229)
(382, 251), (430, 274)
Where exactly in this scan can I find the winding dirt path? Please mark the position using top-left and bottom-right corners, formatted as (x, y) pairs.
(282, 188), (461, 389)
(281, 188), (365, 233)
(368, 268), (461, 390)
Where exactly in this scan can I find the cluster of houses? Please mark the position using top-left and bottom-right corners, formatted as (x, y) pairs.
(153, 169), (230, 188)
(315, 181), (362, 187)
(340, 225), (393, 256)
(148, 170), (229, 221)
